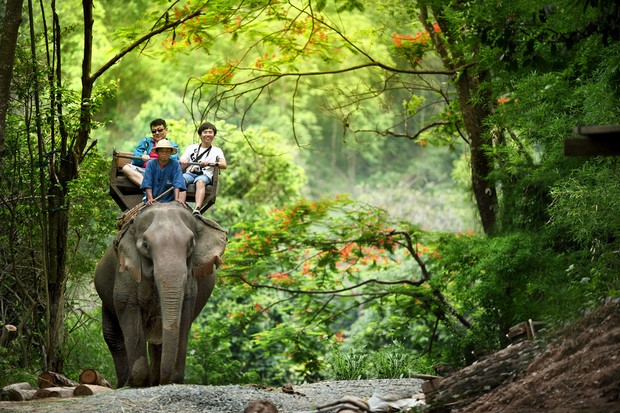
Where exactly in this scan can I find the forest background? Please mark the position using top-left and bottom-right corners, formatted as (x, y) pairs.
(0, 0), (619, 388)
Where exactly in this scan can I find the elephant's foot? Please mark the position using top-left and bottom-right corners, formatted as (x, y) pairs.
(130, 355), (151, 387)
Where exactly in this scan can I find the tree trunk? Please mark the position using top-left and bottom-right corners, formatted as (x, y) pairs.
(44, 185), (70, 373)
(454, 71), (498, 234)
(420, 3), (498, 235)
(0, 0), (24, 178)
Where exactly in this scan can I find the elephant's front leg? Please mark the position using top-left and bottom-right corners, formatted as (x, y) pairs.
(101, 307), (129, 387)
(117, 303), (150, 387)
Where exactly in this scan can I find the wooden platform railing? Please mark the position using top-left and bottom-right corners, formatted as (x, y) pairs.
(109, 149), (219, 213)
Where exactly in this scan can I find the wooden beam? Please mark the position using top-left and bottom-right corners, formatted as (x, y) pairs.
(564, 125), (620, 156)
(564, 137), (620, 156)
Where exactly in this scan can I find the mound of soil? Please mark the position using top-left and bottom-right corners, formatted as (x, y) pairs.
(453, 299), (620, 413)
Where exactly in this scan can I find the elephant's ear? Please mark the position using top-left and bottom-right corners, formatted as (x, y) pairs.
(117, 225), (142, 283)
(193, 217), (227, 279)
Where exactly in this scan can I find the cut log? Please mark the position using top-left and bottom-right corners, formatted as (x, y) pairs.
(33, 386), (76, 399)
(2, 382), (33, 392)
(3, 388), (37, 401)
(74, 384), (113, 396)
(37, 371), (79, 389)
(1, 382), (34, 401)
(79, 369), (112, 388)
(0, 324), (17, 348)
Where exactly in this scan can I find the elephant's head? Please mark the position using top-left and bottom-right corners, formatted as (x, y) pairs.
(115, 202), (227, 385)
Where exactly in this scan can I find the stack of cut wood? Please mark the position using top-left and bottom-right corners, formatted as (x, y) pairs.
(1, 369), (113, 401)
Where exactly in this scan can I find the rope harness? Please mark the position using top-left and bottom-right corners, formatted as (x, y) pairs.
(115, 186), (174, 233)
(113, 188), (227, 248)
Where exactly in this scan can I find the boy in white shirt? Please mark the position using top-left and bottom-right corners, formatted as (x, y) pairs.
(179, 122), (227, 214)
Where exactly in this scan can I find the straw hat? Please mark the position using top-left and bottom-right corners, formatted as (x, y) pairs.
(153, 139), (177, 154)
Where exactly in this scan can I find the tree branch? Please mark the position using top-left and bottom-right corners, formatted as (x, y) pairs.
(90, 7), (206, 82)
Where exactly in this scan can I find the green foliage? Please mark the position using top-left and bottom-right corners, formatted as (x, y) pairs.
(5, 0), (620, 386)
(324, 348), (369, 380)
(0, 346), (38, 388)
(325, 342), (435, 380)
(548, 162), (620, 248)
(67, 153), (119, 278)
(430, 228), (617, 366)
(212, 126), (306, 224)
(62, 309), (117, 386)
(208, 196), (469, 383)
(186, 321), (259, 385)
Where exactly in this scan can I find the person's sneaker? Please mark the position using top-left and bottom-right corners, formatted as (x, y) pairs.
(193, 208), (201, 215)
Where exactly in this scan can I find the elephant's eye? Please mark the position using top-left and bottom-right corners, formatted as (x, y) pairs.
(138, 238), (151, 257)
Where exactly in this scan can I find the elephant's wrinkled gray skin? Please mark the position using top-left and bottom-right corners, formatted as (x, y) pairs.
(95, 203), (227, 387)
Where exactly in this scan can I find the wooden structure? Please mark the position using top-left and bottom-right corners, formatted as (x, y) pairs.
(506, 319), (545, 343)
(564, 125), (620, 156)
(109, 149), (219, 213)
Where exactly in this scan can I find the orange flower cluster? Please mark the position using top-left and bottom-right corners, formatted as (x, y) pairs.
(172, 2), (192, 19)
(224, 15), (242, 33)
(267, 271), (292, 284)
(335, 242), (390, 271)
(255, 53), (277, 68)
(392, 32), (429, 48)
(414, 242), (442, 260)
(228, 311), (245, 319)
(270, 200), (326, 231)
(454, 229), (476, 238)
(164, 4), (212, 52)
(254, 303), (268, 313)
(233, 229), (260, 256)
(392, 23), (440, 48)
(203, 60), (238, 84)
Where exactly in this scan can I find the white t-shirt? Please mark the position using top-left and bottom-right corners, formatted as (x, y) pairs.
(180, 144), (225, 180)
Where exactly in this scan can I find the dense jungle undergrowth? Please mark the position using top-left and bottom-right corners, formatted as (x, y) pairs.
(1, 1), (620, 406)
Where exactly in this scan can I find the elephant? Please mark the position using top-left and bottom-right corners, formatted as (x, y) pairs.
(95, 202), (227, 387)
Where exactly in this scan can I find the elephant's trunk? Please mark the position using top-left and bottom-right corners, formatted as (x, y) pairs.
(157, 268), (187, 385)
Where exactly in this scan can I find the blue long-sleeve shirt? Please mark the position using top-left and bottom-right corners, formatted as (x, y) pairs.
(140, 159), (186, 203)
(131, 137), (180, 166)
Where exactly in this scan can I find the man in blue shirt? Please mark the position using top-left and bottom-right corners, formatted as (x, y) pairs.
(141, 139), (186, 206)
(122, 118), (181, 186)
